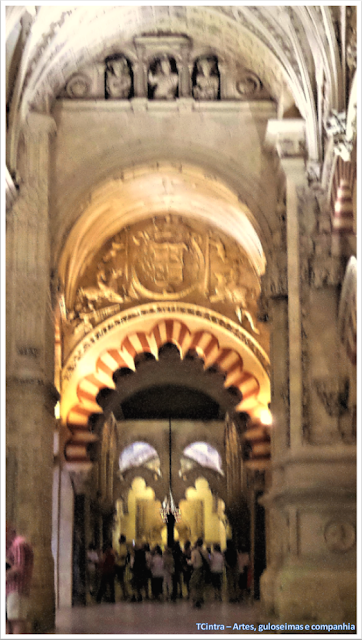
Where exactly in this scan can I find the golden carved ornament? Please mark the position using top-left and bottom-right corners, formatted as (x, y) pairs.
(64, 215), (261, 350)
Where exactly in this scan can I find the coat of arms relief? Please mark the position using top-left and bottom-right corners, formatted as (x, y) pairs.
(63, 215), (261, 355)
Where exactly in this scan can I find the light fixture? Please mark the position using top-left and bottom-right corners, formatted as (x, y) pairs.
(159, 418), (181, 537)
(54, 401), (60, 420)
(160, 489), (181, 524)
(260, 408), (272, 425)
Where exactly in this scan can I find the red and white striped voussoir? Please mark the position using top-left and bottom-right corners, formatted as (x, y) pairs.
(333, 180), (354, 234)
(64, 319), (261, 465)
(331, 159), (356, 235)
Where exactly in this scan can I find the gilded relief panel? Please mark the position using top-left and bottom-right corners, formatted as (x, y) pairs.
(62, 215), (262, 360)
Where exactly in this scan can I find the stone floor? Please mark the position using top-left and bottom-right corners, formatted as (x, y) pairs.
(55, 599), (269, 635)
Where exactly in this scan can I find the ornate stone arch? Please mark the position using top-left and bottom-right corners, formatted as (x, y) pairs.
(62, 311), (270, 470)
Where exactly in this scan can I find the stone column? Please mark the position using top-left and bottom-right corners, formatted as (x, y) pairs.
(133, 60), (147, 98)
(68, 470), (93, 605)
(261, 120), (356, 624)
(6, 112), (57, 632)
(178, 51), (192, 97)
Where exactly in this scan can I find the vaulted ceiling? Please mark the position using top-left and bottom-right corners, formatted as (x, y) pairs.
(6, 5), (350, 174)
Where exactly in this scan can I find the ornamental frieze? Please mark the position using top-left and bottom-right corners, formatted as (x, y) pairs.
(57, 35), (269, 103)
(62, 215), (263, 360)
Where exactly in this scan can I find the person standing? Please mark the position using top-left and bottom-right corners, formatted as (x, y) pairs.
(224, 539), (239, 603)
(115, 535), (129, 601)
(189, 538), (209, 608)
(182, 540), (192, 599)
(163, 547), (174, 600)
(87, 543), (100, 599)
(96, 541), (116, 603)
(209, 543), (224, 601)
(6, 523), (34, 634)
(150, 546), (164, 601)
(171, 541), (183, 600)
(237, 546), (250, 602)
(130, 542), (148, 602)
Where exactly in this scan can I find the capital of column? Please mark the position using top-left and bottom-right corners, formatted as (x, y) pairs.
(265, 119), (307, 184)
(23, 111), (57, 140)
(69, 469), (93, 495)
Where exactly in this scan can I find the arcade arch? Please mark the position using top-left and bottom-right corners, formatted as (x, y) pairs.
(54, 174), (272, 604)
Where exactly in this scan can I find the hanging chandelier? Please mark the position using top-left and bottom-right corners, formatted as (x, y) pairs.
(160, 417), (181, 524)
(160, 489), (181, 523)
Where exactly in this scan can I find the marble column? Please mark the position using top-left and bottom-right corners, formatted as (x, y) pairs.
(6, 112), (57, 632)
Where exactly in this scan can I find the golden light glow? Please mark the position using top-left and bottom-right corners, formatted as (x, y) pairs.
(259, 408), (273, 425)
(54, 401), (60, 420)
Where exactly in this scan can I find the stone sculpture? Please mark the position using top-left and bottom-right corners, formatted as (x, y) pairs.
(105, 56), (132, 99)
(209, 270), (260, 334)
(148, 56), (179, 99)
(193, 57), (219, 100)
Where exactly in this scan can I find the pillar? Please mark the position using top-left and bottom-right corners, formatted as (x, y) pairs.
(133, 60), (148, 98)
(260, 120), (356, 624)
(6, 112), (57, 631)
(178, 51), (192, 97)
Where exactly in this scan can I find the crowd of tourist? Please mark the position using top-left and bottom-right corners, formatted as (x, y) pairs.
(88, 536), (250, 608)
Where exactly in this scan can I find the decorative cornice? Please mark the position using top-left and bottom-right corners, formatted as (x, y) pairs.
(24, 112), (57, 138)
(266, 119), (306, 154)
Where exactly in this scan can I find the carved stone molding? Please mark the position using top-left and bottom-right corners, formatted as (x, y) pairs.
(310, 256), (344, 288)
(346, 7), (357, 76)
(24, 111), (57, 138)
(260, 257), (288, 300)
(338, 257), (357, 365)
(314, 378), (349, 417)
(324, 520), (355, 553)
(325, 110), (353, 163)
(69, 469), (93, 495)
(306, 161), (322, 186)
(265, 119), (306, 160)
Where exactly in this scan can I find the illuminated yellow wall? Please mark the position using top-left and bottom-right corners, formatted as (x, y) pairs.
(113, 476), (228, 551)
(113, 477), (162, 550)
(179, 478), (228, 549)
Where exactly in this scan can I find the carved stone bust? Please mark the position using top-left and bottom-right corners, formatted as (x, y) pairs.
(148, 55), (179, 100)
(105, 55), (132, 99)
(192, 56), (219, 100)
